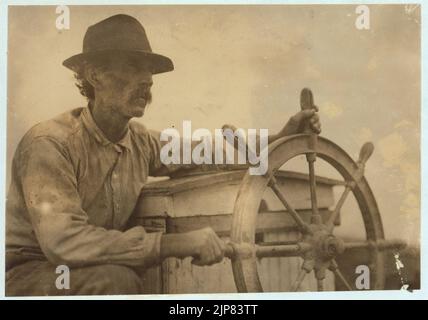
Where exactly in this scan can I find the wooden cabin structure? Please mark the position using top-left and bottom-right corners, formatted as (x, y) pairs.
(131, 169), (342, 293)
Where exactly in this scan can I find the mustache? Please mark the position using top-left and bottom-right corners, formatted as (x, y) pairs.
(131, 89), (152, 104)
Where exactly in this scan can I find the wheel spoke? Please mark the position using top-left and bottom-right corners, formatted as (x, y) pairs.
(317, 279), (324, 291)
(330, 260), (353, 291)
(334, 269), (353, 291)
(225, 242), (312, 260)
(291, 268), (307, 292)
(257, 240), (300, 246)
(344, 239), (406, 252)
(306, 154), (322, 225)
(268, 176), (311, 234)
(255, 243), (312, 259)
(326, 183), (353, 232)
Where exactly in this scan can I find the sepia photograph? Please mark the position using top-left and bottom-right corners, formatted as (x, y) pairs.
(4, 3), (421, 297)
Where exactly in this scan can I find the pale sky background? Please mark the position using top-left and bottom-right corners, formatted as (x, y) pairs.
(7, 5), (420, 245)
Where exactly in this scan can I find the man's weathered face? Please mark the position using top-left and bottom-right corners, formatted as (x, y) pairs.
(90, 57), (153, 118)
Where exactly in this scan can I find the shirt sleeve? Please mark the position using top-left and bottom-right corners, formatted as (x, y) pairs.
(17, 136), (162, 268)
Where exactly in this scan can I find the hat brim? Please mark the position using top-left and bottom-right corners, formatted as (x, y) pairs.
(62, 49), (174, 75)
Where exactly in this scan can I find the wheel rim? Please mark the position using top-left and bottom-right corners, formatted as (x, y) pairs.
(230, 134), (386, 292)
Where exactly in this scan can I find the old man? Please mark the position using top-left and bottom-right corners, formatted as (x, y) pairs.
(6, 14), (320, 295)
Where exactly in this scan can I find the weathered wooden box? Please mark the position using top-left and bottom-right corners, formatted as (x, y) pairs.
(131, 170), (341, 293)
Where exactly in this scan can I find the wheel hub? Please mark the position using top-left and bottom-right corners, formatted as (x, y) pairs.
(298, 225), (347, 281)
(303, 224), (346, 260)
(320, 235), (345, 258)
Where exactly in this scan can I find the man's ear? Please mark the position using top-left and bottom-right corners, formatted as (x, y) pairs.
(84, 65), (102, 88)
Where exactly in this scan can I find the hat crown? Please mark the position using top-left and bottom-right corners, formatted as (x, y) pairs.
(83, 14), (153, 53)
(63, 14), (173, 74)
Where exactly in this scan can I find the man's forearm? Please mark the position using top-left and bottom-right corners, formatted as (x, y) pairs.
(160, 233), (194, 260)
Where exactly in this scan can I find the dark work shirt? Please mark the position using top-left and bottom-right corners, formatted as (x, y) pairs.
(6, 107), (169, 269)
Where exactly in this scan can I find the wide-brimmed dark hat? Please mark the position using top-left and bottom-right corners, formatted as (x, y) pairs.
(63, 14), (174, 74)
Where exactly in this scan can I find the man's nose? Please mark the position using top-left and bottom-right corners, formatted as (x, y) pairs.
(141, 88), (151, 98)
(136, 86), (148, 95)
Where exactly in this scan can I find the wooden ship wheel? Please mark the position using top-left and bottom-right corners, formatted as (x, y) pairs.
(222, 88), (406, 292)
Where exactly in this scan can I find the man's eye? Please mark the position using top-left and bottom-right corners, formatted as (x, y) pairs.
(141, 84), (152, 90)
(125, 63), (138, 71)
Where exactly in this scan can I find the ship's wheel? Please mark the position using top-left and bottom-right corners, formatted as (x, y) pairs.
(225, 89), (406, 292)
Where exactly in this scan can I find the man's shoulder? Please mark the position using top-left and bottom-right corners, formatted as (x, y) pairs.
(20, 107), (85, 149)
(128, 120), (163, 145)
(129, 119), (162, 141)
(128, 120), (149, 135)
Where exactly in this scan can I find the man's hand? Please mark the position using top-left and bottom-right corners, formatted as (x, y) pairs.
(160, 227), (226, 266)
(187, 227), (227, 266)
(276, 107), (321, 138)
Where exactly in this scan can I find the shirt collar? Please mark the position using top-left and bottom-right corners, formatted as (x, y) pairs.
(81, 107), (132, 151)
